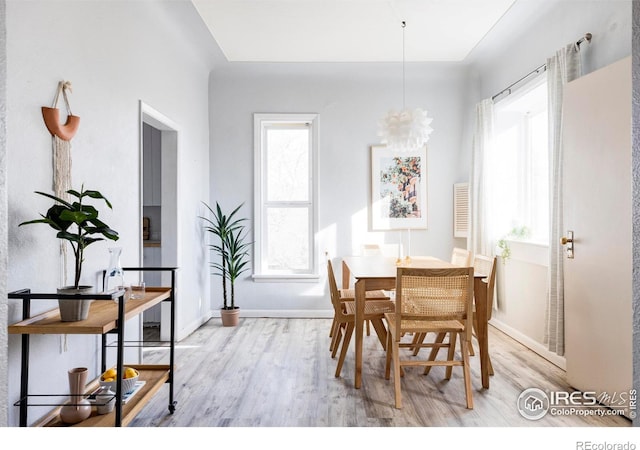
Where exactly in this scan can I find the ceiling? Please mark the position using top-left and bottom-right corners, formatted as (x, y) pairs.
(191, 0), (518, 63)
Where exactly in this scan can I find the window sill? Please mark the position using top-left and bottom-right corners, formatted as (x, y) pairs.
(497, 239), (549, 267)
(252, 274), (320, 283)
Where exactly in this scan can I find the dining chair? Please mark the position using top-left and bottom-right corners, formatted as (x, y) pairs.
(420, 254), (497, 376)
(327, 259), (395, 377)
(451, 247), (472, 266)
(407, 247), (472, 353)
(326, 253), (391, 350)
(384, 266), (475, 409)
(468, 254), (497, 374)
(362, 244), (382, 256)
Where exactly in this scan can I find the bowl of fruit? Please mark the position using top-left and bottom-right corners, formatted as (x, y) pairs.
(99, 367), (139, 394)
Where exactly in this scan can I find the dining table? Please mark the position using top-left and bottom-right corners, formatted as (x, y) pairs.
(341, 255), (492, 390)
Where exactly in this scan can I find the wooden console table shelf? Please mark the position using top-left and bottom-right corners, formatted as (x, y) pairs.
(8, 267), (178, 427)
(33, 365), (170, 427)
(9, 287), (170, 335)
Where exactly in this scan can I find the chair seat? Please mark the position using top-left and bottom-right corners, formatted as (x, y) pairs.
(339, 288), (390, 301)
(384, 313), (464, 334)
(344, 299), (395, 317)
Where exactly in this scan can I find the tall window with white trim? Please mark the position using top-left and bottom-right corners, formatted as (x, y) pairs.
(254, 114), (318, 280)
(489, 74), (549, 245)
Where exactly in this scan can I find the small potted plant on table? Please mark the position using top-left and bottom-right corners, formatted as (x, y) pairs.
(19, 185), (119, 321)
(201, 202), (252, 327)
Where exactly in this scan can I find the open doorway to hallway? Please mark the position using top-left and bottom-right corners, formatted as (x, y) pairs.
(140, 101), (178, 343)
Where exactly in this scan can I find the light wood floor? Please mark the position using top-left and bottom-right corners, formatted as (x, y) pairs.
(131, 318), (631, 427)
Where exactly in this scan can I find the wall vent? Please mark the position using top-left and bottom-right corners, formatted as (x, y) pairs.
(453, 183), (469, 238)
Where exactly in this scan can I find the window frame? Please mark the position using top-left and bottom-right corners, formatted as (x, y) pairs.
(491, 73), (549, 247)
(252, 113), (319, 282)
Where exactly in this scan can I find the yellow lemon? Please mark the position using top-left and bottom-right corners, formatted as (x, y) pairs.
(103, 377), (115, 382)
(102, 368), (117, 380)
(124, 367), (138, 379)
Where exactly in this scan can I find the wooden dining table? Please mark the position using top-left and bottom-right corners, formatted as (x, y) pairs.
(341, 255), (492, 390)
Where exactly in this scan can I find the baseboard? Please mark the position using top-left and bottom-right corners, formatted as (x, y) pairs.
(490, 318), (566, 370)
(209, 309), (333, 319)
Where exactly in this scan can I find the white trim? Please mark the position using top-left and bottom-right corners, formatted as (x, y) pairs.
(490, 318), (566, 370)
(253, 113), (319, 279)
(210, 309), (333, 319)
(252, 274), (320, 283)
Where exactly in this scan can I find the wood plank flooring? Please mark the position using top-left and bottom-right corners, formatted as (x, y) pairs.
(131, 318), (631, 427)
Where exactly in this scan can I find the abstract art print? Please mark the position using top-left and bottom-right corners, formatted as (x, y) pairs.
(371, 145), (427, 230)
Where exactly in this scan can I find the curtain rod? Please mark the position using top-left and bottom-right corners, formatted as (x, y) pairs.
(491, 32), (592, 102)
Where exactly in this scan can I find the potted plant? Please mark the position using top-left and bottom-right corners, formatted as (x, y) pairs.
(19, 185), (119, 321)
(201, 202), (252, 327)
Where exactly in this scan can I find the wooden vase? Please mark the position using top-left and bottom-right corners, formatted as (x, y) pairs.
(60, 367), (92, 424)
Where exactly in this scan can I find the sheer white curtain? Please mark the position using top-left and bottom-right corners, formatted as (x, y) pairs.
(545, 42), (582, 356)
(468, 98), (495, 258)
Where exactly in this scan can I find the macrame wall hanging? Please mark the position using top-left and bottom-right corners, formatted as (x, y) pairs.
(42, 80), (80, 286)
(42, 80), (79, 202)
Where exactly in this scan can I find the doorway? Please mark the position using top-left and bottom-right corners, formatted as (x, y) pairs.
(139, 101), (179, 342)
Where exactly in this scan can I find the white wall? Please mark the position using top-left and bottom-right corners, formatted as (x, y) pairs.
(5, 0), (215, 426)
(464, 0), (632, 364)
(0, 0), (7, 429)
(209, 63), (470, 315)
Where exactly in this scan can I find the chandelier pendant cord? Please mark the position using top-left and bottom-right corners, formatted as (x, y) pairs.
(402, 20), (406, 110)
(377, 19), (433, 151)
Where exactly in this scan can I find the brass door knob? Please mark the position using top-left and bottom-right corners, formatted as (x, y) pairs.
(561, 236), (573, 245)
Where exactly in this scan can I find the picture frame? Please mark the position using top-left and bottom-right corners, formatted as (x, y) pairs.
(370, 144), (428, 230)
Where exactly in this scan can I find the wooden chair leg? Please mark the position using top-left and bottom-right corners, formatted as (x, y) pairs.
(335, 322), (354, 378)
(460, 331), (474, 409)
(471, 316), (493, 373)
(445, 332), (457, 380)
(385, 327), (392, 380)
(370, 318), (388, 350)
(329, 319), (339, 351)
(468, 316), (477, 356)
(411, 332), (426, 356)
(366, 319), (371, 336)
(330, 323), (343, 357)
(392, 339), (402, 409)
(423, 332), (446, 376)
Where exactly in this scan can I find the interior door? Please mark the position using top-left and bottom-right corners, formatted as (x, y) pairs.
(563, 56), (632, 417)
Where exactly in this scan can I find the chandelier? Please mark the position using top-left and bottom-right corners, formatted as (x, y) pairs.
(378, 21), (433, 152)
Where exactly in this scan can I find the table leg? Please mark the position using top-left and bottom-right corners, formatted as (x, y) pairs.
(474, 277), (490, 389)
(354, 279), (366, 389)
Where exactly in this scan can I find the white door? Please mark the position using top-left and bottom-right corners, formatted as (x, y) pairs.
(563, 56), (632, 417)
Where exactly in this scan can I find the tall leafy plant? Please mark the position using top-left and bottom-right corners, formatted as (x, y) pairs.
(201, 202), (252, 310)
(19, 186), (119, 289)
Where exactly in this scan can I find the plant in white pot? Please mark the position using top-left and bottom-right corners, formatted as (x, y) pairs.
(19, 185), (120, 321)
(201, 202), (252, 327)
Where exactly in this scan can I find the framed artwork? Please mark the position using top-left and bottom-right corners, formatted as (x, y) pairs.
(370, 145), (428, 230)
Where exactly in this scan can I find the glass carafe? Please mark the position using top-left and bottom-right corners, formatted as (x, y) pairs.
(104, 247), (125, 296)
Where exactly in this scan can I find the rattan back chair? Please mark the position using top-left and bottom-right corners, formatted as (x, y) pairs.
(470, 254), (497, 374)
(451, 247), (472, 266)
(326, 253), (390, 349)
(327, 259), (394, 377)
(384, 266), (474, 409)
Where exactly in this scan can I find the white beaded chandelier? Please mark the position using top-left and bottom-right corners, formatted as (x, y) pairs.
(378, 21), (433, 152)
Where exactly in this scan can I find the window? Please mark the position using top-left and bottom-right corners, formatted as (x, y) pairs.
(488, 74), (549, 245)
(253, 113), (319, 281)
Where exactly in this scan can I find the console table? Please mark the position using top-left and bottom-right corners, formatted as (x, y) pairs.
(8, 267), (178, 427)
